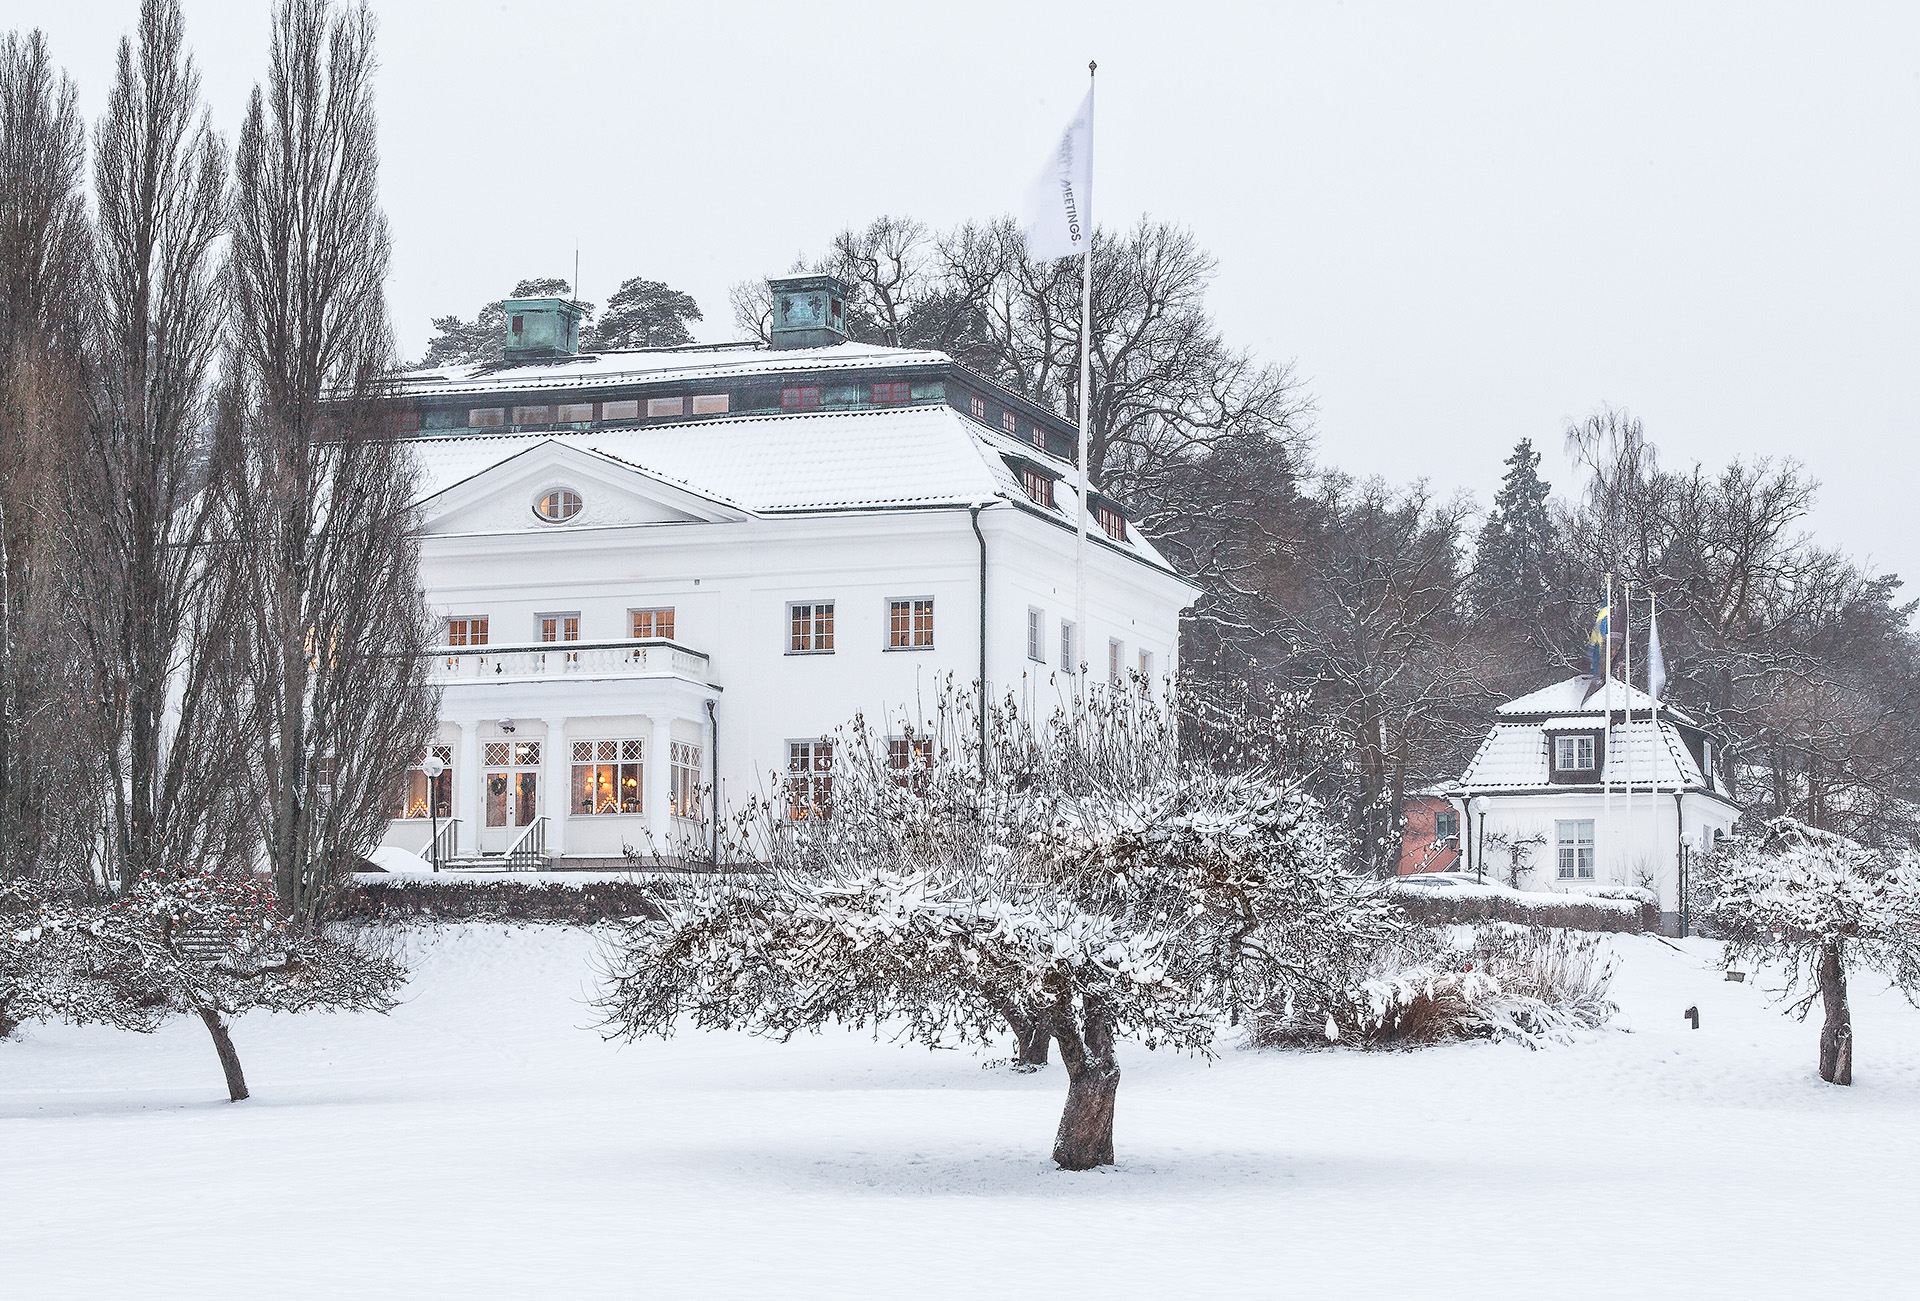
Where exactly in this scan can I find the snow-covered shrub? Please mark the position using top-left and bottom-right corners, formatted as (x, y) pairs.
(1251, 925), (1617, 1049)
(1697, 816), (1920, 1085)
(597, 680), (1398, 1170)
(338, 876), (667, 924)
(1386, 878), (1650, 933)
(1, 868), (406, 1098)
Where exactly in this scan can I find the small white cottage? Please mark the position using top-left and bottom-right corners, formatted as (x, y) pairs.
(1449, 676), (1741, 933)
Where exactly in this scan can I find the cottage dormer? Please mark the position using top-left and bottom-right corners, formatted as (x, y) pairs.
(1544, 721), (1604, 783)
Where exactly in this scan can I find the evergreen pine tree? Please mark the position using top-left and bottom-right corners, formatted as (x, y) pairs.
(1472, 439), (1555, 624)
(416, 277), (586, 367)
(581, 276), (701, 351)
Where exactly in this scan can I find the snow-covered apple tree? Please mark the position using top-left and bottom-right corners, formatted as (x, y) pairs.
(2, 867), (406, 1099)
(1699, 816), (1920, 1085)
(596, 681), (1398, 1168)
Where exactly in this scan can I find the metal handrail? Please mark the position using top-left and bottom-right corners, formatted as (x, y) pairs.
(504, 816), (548, 872)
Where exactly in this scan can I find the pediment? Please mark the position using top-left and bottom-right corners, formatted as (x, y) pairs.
(416, 440), (745, 535)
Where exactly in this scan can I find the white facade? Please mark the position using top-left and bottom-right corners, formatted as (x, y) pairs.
(380, 347), (1200, 867)
(1450, 676), (1741, 931)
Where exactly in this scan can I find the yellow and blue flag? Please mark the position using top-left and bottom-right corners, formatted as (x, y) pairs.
(1588, 605), (1611, 678)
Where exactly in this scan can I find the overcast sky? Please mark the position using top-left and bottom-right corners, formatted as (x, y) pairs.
(26, 1), (1920, 596)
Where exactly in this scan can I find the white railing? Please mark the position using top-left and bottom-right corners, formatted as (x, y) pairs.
(416, 817), (460, 869)
(504, 816), (549, 872)
(430, 638), (710, 684)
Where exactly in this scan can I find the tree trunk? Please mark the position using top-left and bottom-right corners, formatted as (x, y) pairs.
(198, 1008), (250, 1101)
(1817, 939), (1852, 1086)
(1013, 1017), (1052, 1069)
(1050, 995), (1120, 1170)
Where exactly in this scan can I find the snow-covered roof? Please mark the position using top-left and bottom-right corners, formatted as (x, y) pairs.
(394, 341), (951, 399)
(407, 404), (1182, 575)
(1459, 718), (1707, 792)
(1497, 675), (1696, 726)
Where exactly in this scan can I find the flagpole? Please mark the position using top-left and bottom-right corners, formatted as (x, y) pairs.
(1603, 573), (1613, 878)
(1624, 581), (1634, 887)
(1073, 60), (1096, 687)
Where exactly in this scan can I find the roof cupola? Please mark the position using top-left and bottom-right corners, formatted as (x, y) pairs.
(502, 295), (583, 361)
(768, 274), (848, 350)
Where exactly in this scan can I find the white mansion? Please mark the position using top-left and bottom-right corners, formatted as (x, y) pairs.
(379, 276), (1201, 868)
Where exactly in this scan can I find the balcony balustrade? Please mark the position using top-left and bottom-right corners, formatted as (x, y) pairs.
(429, 638), (710, 685)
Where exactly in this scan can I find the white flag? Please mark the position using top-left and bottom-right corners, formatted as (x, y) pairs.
(1021, 86), (1094, 261)
(1648, 601), (1668, 701)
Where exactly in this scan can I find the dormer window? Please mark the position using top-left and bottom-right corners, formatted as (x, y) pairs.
(1021, 467), (1054, 508)
(1096, 503), (1126, 542)
(1554, 735), (1596, 771)
(534, 488), (582, 523)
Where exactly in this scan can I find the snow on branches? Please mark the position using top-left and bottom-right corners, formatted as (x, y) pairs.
(1700, 816), (1920, 1084)
(597, 681), (1398, 1168)
(2, 867), (405, 1099)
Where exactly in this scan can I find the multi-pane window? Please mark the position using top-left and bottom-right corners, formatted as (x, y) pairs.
(670, 742), (703, 818)
(1027, 607), (1045, 662)
(888, 598), (934, 649)
(571, 739), (644, 815)
(789, 602), (835, 653)
(648, 397), (684, 418)
(1556, 819), (1596, 880)
(483, 741), (541, 828)
(1060, 620), (1076, 673)
(1554, 735), (1597, 772)
(1001, 411), (1018, 435)
(602, 400), (640, 421)
(1021, 467), (1054, 508)
(1434, 810), (1460, 845)
(557, 402), (594, 422)
(631, 608), (676, 640)
(1097, 503), (1126, 541)
(469, 408), (505, 428)
(872, 382), (910, 405)
(513, 405), (553, 426)
(398, 410), (422, 433)
(396, 746), (454, 819)
(970, 396), (986, 420)
(785, 740), (833, 820)
(888, 736), (933, 790)
(781, 386), (822, 409)
(1108, 639), (1123, 683)
(535, 489), (581, 522)
(691, 393), (730, 414)
(1138, 649), (1153, 680)
(539, 613), (580, 643)
(446, 617), (489, 647)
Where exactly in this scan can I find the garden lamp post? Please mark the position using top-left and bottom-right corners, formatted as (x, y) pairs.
(1470, 796), (1489, 885)
(422, 754), (446, 873)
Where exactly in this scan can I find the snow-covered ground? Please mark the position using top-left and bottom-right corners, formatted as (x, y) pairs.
(4, 927), (1916, 1299)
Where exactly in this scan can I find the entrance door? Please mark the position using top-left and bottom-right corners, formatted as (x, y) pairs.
(480, 740), (541, 852)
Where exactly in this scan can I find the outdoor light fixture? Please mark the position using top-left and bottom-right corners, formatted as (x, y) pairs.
(422, 755), (446, 872)
(1469, 796), (1490, 885)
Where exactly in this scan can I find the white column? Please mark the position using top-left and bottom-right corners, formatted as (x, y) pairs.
(454, 720), (480, 856)
(544, 717), (569, 858)
(647, 715), (675, 856)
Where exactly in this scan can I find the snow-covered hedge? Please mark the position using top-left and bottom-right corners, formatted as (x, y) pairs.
(1386, 876), (1654, 933)
(335, 876), (668, 924)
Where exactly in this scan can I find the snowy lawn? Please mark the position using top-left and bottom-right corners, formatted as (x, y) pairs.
(4, 927), (1917, 1299)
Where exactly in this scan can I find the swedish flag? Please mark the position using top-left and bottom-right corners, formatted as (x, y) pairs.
(1588, 605), (1611, 678)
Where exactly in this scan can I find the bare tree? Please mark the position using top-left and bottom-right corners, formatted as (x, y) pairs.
(218, 0), (436, 919)
(0, 28), (98, 887)
(71, 0), (254, 894)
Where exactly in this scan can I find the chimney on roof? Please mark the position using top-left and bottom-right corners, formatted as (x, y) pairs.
(502, 296), (583, 361)
(767, 275), (848, 350)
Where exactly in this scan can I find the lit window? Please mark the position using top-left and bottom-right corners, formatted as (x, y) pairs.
(469, 408), (504, 428)
(1021, 467), (1054, 508)
(691, 393), (729, 415)
(603, 400), (640, 421)
(570, 738), (644, 815)
(1108, 638), (1123, 683)
(789, 602), (834, 653)
(535, 488), (581, 522)
(538, 613), (580, 643)
(781, 386), (822, 410)
(513, 405), (553, 426)
(1556, 819), (1595, 880)
(785, 740), (833, 820)
(1027, 607), (1045, 662)
(483, 742), (540, 828)
(557, 402), (594, 422)
(970, 396), (986, 420)
(631, 608), (676, 640)
(394, 746), (454, 819)
(647, 397), (685, 418)
(1097, 504), (1126, 542)
(888, 598), (934, 649)
(872, 382), (910, 405)
(1060, 620), (1076, 673)
(446, 617), (488, 647)
(1555, 735), (1596, 772)
(888, 736), (933, 791)
(670, 741), (703, 819)
(1002, 411), (1018, 435)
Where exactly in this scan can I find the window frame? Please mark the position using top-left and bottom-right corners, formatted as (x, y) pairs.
(630, 607), (676, 641)
(969, 396), (986, 420)
(1554, 734), (1597, 773)
(785, 738), (834, 821)
(569, 738), (645, 817)
(1096, 502), (1127, 542)
(1001, 411), (1018, 436)
(1060, 619), (1076, 673)
(787, 601), (836, 655)
(1433, 809), (1460, 846)
(780, 386), (822, 410)
(1027, 607), (1045, 662)
(445, 616), (489, 648)
(669, 740), (704, 819)
(871, 381), (911, 406)
(394, 745), (455, 820)
(1556, 819), (1596, 881)
(1108, 637), (1124, 683)
(537, 612), (581, 644)
(1021, 467), (1055, 508)
(533, 487), (583, 524)
(886, 597), (935, 651)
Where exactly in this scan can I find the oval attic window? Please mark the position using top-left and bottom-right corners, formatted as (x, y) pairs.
(535, 488), (582, 522)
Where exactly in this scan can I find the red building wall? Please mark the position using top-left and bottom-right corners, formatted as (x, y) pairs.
(1398, 795), (1461, 875)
